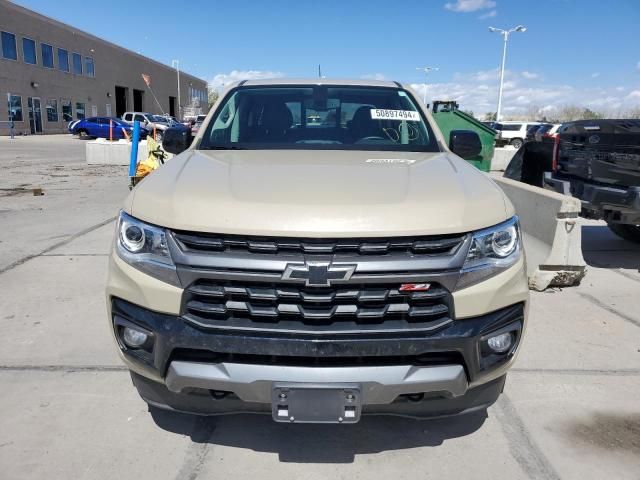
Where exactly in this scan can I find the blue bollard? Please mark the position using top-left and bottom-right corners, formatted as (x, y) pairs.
(129, 121), (140, 178)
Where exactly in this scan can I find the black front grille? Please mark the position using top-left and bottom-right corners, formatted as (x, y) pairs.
(183, 280), (454, 334)
(172, 231), (466, 256)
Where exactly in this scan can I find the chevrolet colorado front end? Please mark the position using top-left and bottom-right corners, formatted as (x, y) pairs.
(107, 79), (528, 423)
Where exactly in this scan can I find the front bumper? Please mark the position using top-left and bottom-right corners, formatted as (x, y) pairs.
(111, 298), (523, 418)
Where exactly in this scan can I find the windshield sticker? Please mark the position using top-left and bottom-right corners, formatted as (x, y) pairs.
(371, 109), (420, 121)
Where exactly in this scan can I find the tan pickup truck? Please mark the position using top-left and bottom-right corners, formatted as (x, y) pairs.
(107, 79), (528, 423)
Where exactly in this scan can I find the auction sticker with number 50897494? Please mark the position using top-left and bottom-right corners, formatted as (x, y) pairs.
(370, 109), (421, 121)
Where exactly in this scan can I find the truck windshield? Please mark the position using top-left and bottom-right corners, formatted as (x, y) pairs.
(198, 85), (439, 152)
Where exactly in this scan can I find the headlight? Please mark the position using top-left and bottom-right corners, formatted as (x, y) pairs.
(116, 211), (180, 286)
(456, 216), (522, 290)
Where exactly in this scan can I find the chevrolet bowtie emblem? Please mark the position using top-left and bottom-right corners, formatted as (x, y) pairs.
(282, 262), (356, 287)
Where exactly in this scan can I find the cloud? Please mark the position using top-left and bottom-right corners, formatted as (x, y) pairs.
(444, 0), (496, 12)
(591, 72), (600, 78)
(361, 73), (387, 81)
(209, 70), (285, 90)
(479, 10), (497, 19)
(521, 71), (540, 80)
(408, 68), (640, 118)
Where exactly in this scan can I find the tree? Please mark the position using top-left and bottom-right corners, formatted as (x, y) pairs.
(484, 112), (497, 121)
(208, 88), (219, 108)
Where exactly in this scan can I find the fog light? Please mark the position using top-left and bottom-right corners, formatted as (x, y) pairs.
(487, 332), (513, 353)
(123, 327), (148, 348)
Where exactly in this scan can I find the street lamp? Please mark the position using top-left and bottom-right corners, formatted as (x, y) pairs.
(171, 59), (181, 119)
(489, 25), (526, 122)
(416, 66), (439, 106)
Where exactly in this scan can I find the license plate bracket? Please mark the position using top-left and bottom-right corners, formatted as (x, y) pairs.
(272, 384), (362, 424)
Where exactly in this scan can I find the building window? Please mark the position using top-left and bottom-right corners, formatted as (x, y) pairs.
(72, 53), (82, 75)
(75, 102), (85, 120)
(1, 31), (17, 60)
(8, 94), (23, 122)
(58, 48), (69, 72)
(46, 99), (58, 122)
(61, 99), (72, 122)
(84, 56), (95, 77)
(22, 37), (37, 65)
(41, 43), (54, 68)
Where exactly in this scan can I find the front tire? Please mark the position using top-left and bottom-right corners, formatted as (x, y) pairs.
(510, 138), (523, 149)
(607, 223), (640, 243)
(77, 129), (91, 139)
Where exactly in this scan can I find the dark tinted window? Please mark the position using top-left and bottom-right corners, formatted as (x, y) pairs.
(500, 124), (523, 131)
(8, 94), (23, 121)
(46, 98), (58, 122)
(200, 85), (439, 152)
(58, 48), (69, 72)
(22, 38), (37, 64)
(76, 102), (85, 120)
(84, 57), (95, 77)
(72, 53), (82, 75)
(41, 43), (54, 68)
(1, 31), (17, 60)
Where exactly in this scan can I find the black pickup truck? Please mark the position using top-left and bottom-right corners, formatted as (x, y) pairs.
(544, 119), (640, 243)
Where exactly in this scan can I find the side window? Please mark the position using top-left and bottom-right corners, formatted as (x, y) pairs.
(41, 44), (54, 68)
(1, 31), (17, 60)
(123, 113), (131, 121)
(8, 94), (23, 122)
(61, 99), (72, 122)
(46, 99), (58, 122)
(209, 94), (237, 142)
(22, 38), (37, 65)
(72, 53), (82, 75)
(75, 102), (85, 120)
(58, 48), (69, 72)
(134, 114), (146, 122)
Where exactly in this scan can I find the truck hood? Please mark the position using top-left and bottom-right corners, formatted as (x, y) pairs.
(126, 150), (513, 236)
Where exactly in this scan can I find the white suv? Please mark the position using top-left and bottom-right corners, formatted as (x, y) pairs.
(495, 121), (542, 149)
(121, 112), (170, 141)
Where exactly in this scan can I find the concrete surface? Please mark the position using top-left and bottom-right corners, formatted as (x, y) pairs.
(491, 146), (518, 171)
(86, 138), (150, 166)
(1, 135), (639, 479)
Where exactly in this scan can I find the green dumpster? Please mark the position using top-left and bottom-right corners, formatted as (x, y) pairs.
(431, 101), (496, 172)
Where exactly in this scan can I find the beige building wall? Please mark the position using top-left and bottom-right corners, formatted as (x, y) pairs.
(0, 0), (208, 135)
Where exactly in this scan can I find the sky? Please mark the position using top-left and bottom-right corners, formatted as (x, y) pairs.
(13, 0), (640, 117)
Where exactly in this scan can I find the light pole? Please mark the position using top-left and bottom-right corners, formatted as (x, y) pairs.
(415, 66), (439, 106)
(489, 25), (526, 122)
(171, 59), (181, 119)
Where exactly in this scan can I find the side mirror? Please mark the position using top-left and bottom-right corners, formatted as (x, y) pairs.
(449, 130), (482, 160)
(163, 127), (192, 155)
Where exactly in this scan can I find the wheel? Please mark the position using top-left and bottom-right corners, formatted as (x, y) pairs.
(510, 138), (523, 149)
(607, 223), (640, 243)
(155, 131), (164, 143)
(77, 129), (90, 139)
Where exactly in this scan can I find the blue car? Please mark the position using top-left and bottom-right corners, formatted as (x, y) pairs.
(68, 117), (149, 139)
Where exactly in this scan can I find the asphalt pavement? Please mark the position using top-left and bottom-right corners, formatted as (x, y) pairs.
(0, 135), (638, 479)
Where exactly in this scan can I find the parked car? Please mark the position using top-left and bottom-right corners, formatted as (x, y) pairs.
(108, 79), (528, 423)
(121, 112), (170, 141)
(495, 121), (543, 149)
(544, 119), (640, 242)
(535, 124), (562, 142)
(525, 124), (550, 143)
(68, 117), (149, 139)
